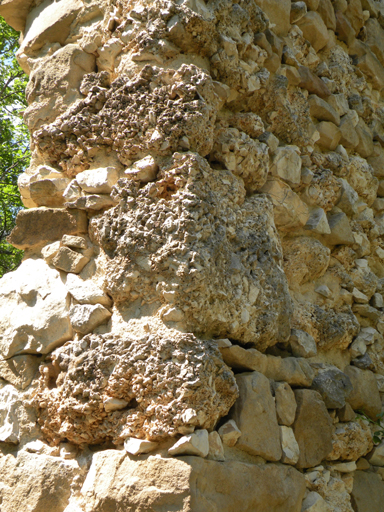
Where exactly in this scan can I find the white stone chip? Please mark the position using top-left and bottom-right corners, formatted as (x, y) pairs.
(168, 429), (209, 457)
(124, 437), (158, 455)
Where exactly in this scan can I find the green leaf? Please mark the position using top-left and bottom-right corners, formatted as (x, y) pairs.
(0, 16), (29, 277)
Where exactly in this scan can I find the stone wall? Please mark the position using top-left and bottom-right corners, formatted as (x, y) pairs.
(1, 0), (384, 510)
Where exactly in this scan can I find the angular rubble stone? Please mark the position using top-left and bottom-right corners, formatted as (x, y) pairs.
(0, 258), (72, 357)
(207, 431), (225, 461)
(311, 367), (353, 409)
(52, 246), (90, 274)
(351, 471), (384, 512)
(336, 10), (356, 46)
(336, 178), (359, 216)
(305, 208), (331, 234)
(67, 194), (117, 211)
(125, 156), (159, 183)
(69, 304), (111, 334)
(296, 11), (329, 51)
(318, 0), (337, 30)
(0, 451), (81, 512)
(291, 2), (307, 23)
(218, 420), (241, 447)
(260, 177), (310, 231)
(325, 211), (355, 245)
(254, 0), (291, 35)
(356, 48), (384, 91)
(317, 122), (342, 150)
(41, 241), (61, 263)
(344, 365), (382, 420)
(367, 441), (384, 466)
(64, 273), (111, 306)
(270, 146), (302, 185)
(298, 66), (331, 98)
(29, 177), (70, 207)
(219, 344), (314, 386)
(327, 94), (349, 117)
(76, 167), (119, 194)
(274, 382), (297, 427)
(124, 437), (158, 455)
(309, 95), (340, 125)
(280, 426), (300, 465)
(230, 371), (282, 461)
(61, 234), (87, 250)
(337, 403), (356, 422)
(292, 389), (333, 468)
(339, 115), (359, 149)
(36, 331), (238, 445)
(0, 385), (37, 444)
(168, 430), (209, 457)
(289, 329), (317, 358)
(301, 491), (330, 512)
(0, 354), (40, 390)
(78, 450), (306, 512)
(8, 208), (87, 250)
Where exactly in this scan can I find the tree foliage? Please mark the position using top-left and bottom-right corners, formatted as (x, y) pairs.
(0, 17), (29, 277)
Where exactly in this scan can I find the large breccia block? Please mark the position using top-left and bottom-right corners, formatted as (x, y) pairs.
(90, 152), (292, 349)
(36, 328), (238, 445)
(0, 258), (72, 358)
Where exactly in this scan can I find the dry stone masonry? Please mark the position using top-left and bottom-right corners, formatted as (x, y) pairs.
(2, 0), (384, 510)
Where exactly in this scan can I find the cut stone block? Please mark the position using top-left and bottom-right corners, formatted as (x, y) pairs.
(70, 304), (111, 334)
(76, 167), (119, 194)
(8, 208), (87, 250)
(292, 389), (333, 468)
(230, 371), (282, 461)
(52, 247), (89, 274)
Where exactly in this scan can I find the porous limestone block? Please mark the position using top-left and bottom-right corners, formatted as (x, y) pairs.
(0, 258), (72, 358)
(36, 331), (238, 445)
(289, 329), (317, 358)
(283, 237), (330, 287)
(292, 389), (333, 469)
(124, 437), (158, 455)
(296, 11), (330, 51)
(0, 451), (81, 512)
(69, 304), (111, 334)
(8, 208), (87, 250)
(78, 450), (306, 512)
(207, 431), (225, 461)
(270, 146), (302, 185)
(168, 429), (209, 457)
(91, 154), (292, 350)
(76, 167), (119, 194)
(52, 247), (90, 274)
(230, 371), (282, 461)
(311, 367), (353, 409)
(344, 366), (382, 420)
(274, 382), (297, 427)
(218, 420), (241, 447)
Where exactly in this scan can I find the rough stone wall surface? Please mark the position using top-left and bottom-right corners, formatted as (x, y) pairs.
(2, 0), (384, 510)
